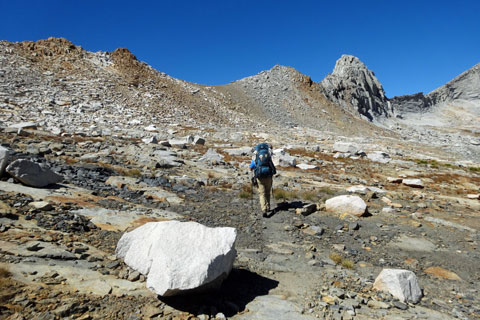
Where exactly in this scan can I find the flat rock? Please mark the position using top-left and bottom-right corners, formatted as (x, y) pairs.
(0, 240), (76, 260)
(373, 268), (422, 303)
(3, 260), (148, 297)
(152, 149), (184, 168)
(297, 163), (318, 170)
(424, 217), (476, 232)
(333, 142), (359, 154)
(325, 195), (367, 217)
(402, 178), (424, 188)
(7, 121), (37, 130)
(347, 185), (386, 195)
(72, 207), (180, 231)
(6, 159), (63, 187)
(388, 235), (436, 252)
(236, 295), (317, 320)
(116, 221), (237, 296)
(224, 146), (251, 156)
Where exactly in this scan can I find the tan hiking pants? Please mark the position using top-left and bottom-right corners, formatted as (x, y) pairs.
(256, 176), (273, 212)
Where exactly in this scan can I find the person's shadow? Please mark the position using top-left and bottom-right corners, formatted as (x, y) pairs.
(264, 200), (305, 218)
(159, 268), (279, 317)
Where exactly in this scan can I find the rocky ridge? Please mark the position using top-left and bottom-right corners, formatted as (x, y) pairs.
(320, 55), (392, 121)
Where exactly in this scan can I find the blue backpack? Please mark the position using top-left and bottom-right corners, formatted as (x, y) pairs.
(254, 143), (274, 178)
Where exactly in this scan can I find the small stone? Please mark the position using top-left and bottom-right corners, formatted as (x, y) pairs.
(348, 222), (360, 230)
(30, 201), (53, 211)
(367, 299), (390, 309)
(127, 271), (140, 282)
(106, 261), (120, 269)
(393, 301), (408, 310)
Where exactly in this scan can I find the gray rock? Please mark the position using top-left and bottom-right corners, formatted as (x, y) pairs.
(193, 135), (206, 145)
(6, 159), (63, 187)
(224, 146), (252, 156)
(199, 148), (224, 164)
(367, 151), (391, 163)
(141, 136), (158, 144)
(373, 269), (422, 303)
(273, 153), (296, 167)
(168, 139), (187, 149)
(0, 146), (9, 177)
(388, 235), (436, 252)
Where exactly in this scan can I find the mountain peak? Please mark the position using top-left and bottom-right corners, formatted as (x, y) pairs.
(320, 55), (390, 121)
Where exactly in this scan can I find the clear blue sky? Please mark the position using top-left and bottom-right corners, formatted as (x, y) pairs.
(1, 0), (479, 97)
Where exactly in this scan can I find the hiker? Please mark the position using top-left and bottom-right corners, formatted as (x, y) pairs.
(250, 143), (276, 217)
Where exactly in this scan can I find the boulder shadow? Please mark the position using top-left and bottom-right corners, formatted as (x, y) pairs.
(159, 268), (279, 317)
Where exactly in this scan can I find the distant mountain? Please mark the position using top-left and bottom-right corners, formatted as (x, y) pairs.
(390, 62), (480, 115)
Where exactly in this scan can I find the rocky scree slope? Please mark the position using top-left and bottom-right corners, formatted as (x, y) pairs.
(0, 38), (255, 136)
(219, 64), (388, 136)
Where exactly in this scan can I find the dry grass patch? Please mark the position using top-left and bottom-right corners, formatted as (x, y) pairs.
(239, 184), (253, 199)
(299, 190), (319, 202)
(273, 188), (298, 201)
(0, 266), (15, 304)
(329, 252), (355, 269)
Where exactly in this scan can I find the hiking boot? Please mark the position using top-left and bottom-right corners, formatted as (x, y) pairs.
(262, 210), (269, 218)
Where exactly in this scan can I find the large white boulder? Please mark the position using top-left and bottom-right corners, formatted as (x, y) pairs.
(325, 195), (367, 217)
(373, 269), (422, 303)
(116, 221), (237, 297)
(0, 146), (9, 177)
(6, 159), (63, 187)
